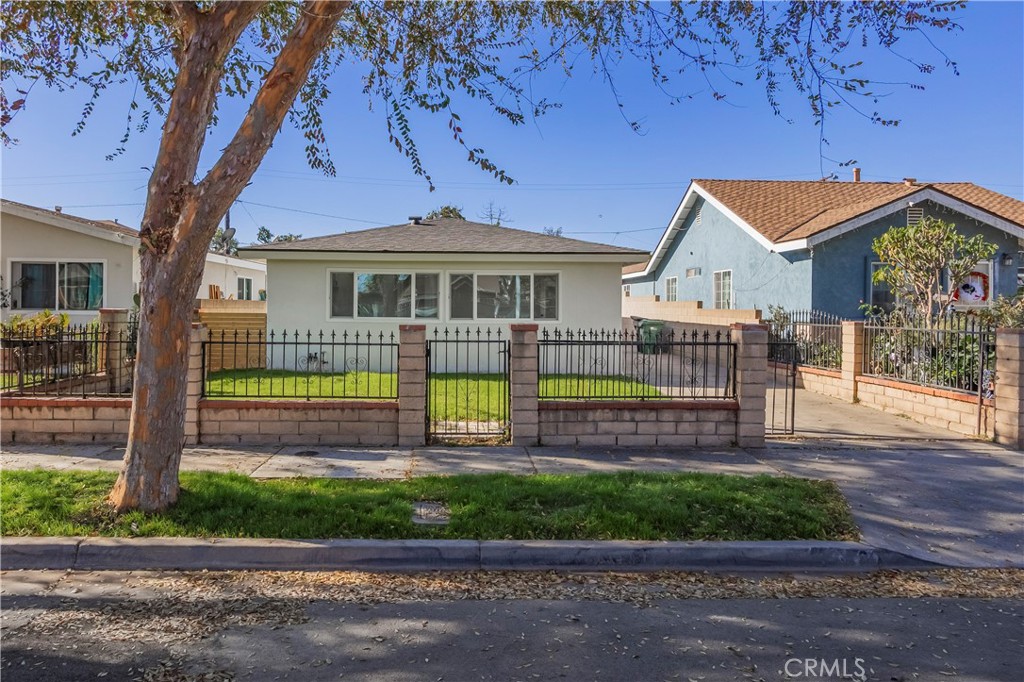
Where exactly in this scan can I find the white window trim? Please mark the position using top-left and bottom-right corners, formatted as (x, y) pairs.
(622, 284), (630, 297)
(712, 269), (733, 310)
(237, 276), (254, 301)
(664, 276), (678, 302)
(6, 257), (108, 312)
(450, 271), (562, 323)
(949, 259), (995, 308)
(325, 269), (562, 323)
(327, 269), (442, 322)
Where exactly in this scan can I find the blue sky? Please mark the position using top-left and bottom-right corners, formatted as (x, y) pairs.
(2, 2), (1022, 253)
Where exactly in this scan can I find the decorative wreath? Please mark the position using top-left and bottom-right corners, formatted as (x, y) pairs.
(952, 271), (989, 303)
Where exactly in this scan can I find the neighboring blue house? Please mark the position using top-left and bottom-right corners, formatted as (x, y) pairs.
(623, 178), (1024, 319)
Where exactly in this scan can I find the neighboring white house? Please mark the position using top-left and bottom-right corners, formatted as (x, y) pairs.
(238, 216), (648, 351)
(1, 200), (268, 323)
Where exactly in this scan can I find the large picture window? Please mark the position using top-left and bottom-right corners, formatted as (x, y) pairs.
(448, 273), (558, 321)
(330, 271), (440, 319)
(10, 261), (103, 311)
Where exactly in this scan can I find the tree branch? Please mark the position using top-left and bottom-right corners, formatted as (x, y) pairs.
(141, 0), (268, 251)
(196, 0), (349, 226)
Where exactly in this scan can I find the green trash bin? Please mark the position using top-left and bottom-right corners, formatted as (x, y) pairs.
(637, 319), (665, 354)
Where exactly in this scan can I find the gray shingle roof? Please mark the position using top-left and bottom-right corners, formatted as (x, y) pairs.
(240, 218), (647, 257)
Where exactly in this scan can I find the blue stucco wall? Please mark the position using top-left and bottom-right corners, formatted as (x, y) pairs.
(626, 198), (812, 312)
(811, 200), (1020, 318)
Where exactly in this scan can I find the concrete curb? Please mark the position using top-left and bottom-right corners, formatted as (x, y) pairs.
(0, 537), (946, 572)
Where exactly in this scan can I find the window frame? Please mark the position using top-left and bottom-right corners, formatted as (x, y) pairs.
(458, 271), (562, 323)
(237, 276), (253, 301)
(664, 276), (678, 302)
(868, 261), (897, 313)
(7, 258), (107, 312)
(949, 259), (994, 308)
(327, 269), (442, 321)
(622, 284), (630, 297)
(712, 269), (733, 309)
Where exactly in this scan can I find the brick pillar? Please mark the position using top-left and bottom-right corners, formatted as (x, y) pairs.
(731, 323), (767, 448)
(98, 308), (131, 391)
(398, 324), (427, 447)
(840, 320), (865, 403)
(994, 327), (1024, 450)
(509, 324), (539, 446)
(185, 323), (206, 446)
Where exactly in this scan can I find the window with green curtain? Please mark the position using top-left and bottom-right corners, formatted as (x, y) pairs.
(58, 262), (103, 310)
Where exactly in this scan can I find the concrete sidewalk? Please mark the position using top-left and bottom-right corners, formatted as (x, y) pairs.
(0, 443), (774, 479)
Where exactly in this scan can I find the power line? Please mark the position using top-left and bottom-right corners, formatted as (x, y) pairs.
(236, 200), (385, 226)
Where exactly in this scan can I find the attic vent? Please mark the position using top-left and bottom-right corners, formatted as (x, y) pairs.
(907, 207), (924, 225)
(685, 267), (701, 278)
(694, 206), (702, 226)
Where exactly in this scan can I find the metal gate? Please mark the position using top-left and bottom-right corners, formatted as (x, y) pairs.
(767, 340), (797, 435)
(426, 328), (510, 444)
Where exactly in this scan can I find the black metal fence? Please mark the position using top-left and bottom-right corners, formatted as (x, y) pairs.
(863, 315), (996, 397)
(769, 309), (844, 371)
(202, 329), (399, 400)
(538, 328), (736, 400)
(0, 324), (137, 396)
(426, 328), (510, 442)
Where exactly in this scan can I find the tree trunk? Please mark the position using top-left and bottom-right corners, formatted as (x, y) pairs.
(109, 213), (212, 512)
(107, 0), (347, 513)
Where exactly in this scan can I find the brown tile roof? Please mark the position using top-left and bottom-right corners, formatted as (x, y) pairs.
(1, 199), (140, 238)
(693, 179), (1024, 243)
(622, 261), (648, 274)
(243, 218), (648, 258)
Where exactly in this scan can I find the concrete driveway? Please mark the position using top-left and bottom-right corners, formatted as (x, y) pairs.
(754, 438), (1023, 568)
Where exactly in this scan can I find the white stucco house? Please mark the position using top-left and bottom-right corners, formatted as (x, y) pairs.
(1, 200), (268, 324)
(238, 217), (648, 340)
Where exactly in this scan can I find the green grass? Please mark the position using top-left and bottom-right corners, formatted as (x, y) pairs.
(0, 470), (857, 542)
(205, 370), (661, 420)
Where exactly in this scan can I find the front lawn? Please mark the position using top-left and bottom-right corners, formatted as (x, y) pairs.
(0, 470), (857, 542)
(205, 370), (663, 421)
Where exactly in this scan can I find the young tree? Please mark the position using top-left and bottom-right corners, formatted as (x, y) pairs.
(2, 1), (963, 511)
(256, 226), (302, 244)
(872, 217), (998, 326)
(425, 205), (465, 220)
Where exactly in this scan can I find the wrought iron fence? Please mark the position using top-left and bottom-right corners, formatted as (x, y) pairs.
(538, 328), (736, 400)
(863, 315), (995, 397)
(202, 329), (399, 400)
(426, 327), (510, 442)
(0, 324), (137, 396)
(768, 309), (844, 371)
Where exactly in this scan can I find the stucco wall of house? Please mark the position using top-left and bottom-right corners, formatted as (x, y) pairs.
(264, 257), (625, 335)
(626, 198), (813, 312)
(1, 212), (136, 324)
(811, 200), (1021, 318)
(199, 255), (267, 300)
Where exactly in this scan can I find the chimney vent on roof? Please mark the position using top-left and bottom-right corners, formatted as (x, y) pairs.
(113, 219), (119, 224)
(409, 215), (423, 225)
(853, 167), (861, 183)
(903, 177), (917, 186)
(54, 206), (63, 213)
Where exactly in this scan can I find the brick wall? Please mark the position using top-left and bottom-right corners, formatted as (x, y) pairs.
(795, 366), (844, 401)
(199, 400), (399, 446)
(855, 376), (995, 439)
(538, 401), (739, 447)
(2, 397), (131, 444)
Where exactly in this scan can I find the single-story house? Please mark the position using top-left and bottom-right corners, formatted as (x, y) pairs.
(238, 216), (648, 341)
(623, 178), (1024, 318)
(1, 200), (268, 324)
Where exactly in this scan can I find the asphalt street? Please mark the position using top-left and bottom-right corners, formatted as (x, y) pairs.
(1, 570), (1021, 682)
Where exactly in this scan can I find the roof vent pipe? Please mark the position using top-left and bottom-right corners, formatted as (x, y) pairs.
(409, 216), (422, 225)
(54, 206), (63, 213)
(852, 167), (861, 183)
(903, 177), (917, 186)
